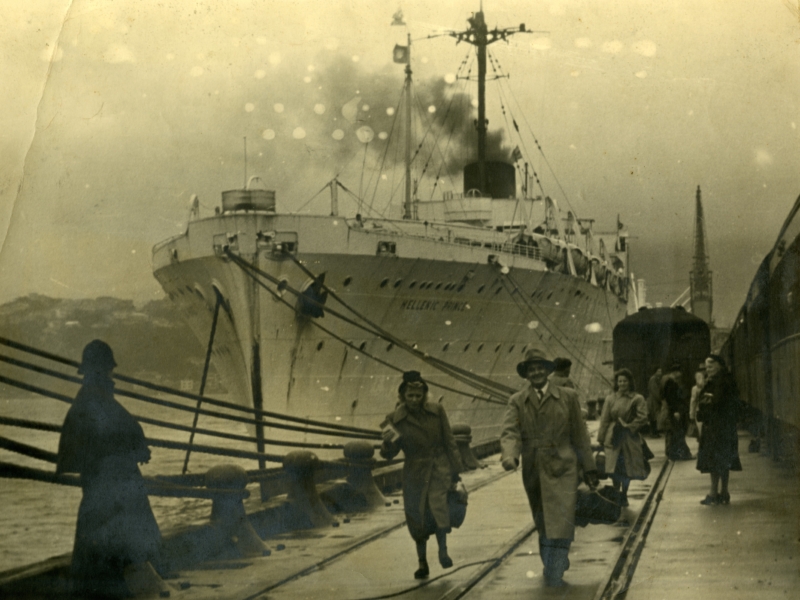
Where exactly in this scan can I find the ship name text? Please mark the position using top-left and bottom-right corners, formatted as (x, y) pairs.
(400, 299), (468, 312)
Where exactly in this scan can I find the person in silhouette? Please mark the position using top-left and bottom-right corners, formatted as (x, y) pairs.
(501, 349), (598, 588)
(661, 364), (693, 461)
(696, 355), (742, 505)
(57, 340), (164, 598)
(645, 367), (663, 437)
(380, 371), (464, 580)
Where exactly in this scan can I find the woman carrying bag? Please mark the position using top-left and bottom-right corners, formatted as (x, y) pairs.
(597, 369), (651, 507)
(380, 371), (464, 579)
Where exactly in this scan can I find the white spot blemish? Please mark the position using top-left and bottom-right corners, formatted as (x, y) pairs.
(245, 103), (255, 112)
(274, 103), (285, 113)
(632, 40), (657, 57)
(635, 71), (647, 79)
(262, 129), (275, 140)
(293, 127), (306, 139)
(255, 69), (266, 79)
(602, 40), (623, 54)
(303, 76), (312, 83)
(190, 66), (204, 77)
(386, 107), (395, 116)
(428, 105), (436, 113)
(575, 38), (592, 49)
(269, 52), (281, 65)
(527, 321), (539, 329)
(444, 73), (456, 84)
(314, 104), (326, 114)
(332, 129), (345, 140)
(378, 132), (388, 140)
(445, 320), (452, 326)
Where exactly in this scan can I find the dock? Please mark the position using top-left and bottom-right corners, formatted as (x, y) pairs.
(2, 422), (797, 599)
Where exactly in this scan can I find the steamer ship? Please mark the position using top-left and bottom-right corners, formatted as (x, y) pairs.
(151, 8), (635, 458)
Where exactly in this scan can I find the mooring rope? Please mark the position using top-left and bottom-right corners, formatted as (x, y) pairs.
(0, 336), (380, 437)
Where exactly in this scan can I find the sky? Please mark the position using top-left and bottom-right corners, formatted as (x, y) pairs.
(0, 0), (798, 328)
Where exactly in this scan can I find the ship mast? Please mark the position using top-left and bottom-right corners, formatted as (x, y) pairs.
(404, 33), (413, 220)
(451, 6), (527, 195)
(690, 185), (713, 323)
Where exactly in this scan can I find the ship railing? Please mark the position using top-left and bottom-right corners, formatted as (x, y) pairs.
(0, 336), (401, 497)
(152, 233), (184, 255)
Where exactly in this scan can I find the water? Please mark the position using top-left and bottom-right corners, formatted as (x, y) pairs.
(0, 392), (259, 572)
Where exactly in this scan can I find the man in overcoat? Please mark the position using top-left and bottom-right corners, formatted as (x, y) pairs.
(501, 349), (598, 587)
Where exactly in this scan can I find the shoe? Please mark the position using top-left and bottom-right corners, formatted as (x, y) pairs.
(700, 494), (718, 506)
(620, 496), (629, 508)
(545, 577), (568, 587)
(414, 561), (429, 579)
(438, 550), (453, 569)
(720, 492), (730, 505)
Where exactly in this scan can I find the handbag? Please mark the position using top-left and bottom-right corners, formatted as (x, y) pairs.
(448, 481), (468, 528)
(575, 485), (623, 527)
(641, 437), (655, 461)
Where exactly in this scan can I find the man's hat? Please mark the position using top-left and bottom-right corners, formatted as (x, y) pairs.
(77, 339), (117, 375)
(666, 363), (682, 373)
(553, 357), (572, 372)
(516, 349), (556, 378)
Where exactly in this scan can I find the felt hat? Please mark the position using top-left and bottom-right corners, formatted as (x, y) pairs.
(516, 348), (555, 378)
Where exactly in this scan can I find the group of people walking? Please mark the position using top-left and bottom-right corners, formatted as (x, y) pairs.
(382, 348), (743, 588)
(57, 339), (742, 595)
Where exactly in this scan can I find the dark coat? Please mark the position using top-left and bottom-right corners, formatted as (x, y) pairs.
(501, 383), (595, 540)
(380, 401), (463, 541)
(57, 376), (161, 596)
(696, 372), (742, 473)
(662, 378), (693, 460)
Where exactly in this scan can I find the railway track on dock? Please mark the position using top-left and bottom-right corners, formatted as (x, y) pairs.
(185, 453), (673, 600)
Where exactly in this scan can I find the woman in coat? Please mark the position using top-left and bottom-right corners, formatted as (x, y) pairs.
(56, 340), (164, 598)
(380, 371), (464, 579)
(597, 369), (650, 507)
(696, 354), (742, 505)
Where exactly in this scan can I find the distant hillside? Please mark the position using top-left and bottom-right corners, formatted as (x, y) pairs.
(0, 294), (224, 395)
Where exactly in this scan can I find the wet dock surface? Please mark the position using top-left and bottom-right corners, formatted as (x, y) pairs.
(2, 428), (798, 599)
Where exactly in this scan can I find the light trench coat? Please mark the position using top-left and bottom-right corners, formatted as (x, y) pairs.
(597, 391), (649, 478)
(501, 383), (595, 540)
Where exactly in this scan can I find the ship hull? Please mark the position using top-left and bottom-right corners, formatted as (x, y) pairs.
(153, 213), (627, 457)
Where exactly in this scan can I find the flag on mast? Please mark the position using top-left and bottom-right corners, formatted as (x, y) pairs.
(393, 44), (409, 63)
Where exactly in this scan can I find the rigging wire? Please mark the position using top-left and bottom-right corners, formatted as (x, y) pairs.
(224, 250), (512, 403)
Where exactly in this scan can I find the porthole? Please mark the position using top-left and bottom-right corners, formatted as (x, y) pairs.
(495, 344), (501, 352)
(343, 276), (353, 287)
(477, 344), (484, 352)
(435, 282), (443, 290)
(457, 284), (465, 292)
(386, 343), (394, 351)
(442, 343), (450, 351)
(394, 279), (403, 288)
(477, 285), (485, 293)
(409, 281), (417, 289)
(547, 292), (553, 300)
(521, 345), (528, 354)
(380, 278), (389, 288)
(495, 287), (502, 295)
(316, 341), (324, 351)
(359, 341), (367, 351)
(508, 345), (515, 353)
(438, 396), (444, 403)
(463, 343), (471, 352)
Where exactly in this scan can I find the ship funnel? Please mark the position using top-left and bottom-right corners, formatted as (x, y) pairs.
(463, 161), (515, 198)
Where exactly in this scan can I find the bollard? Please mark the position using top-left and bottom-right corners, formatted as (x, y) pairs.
(283, 451), (334, 528)
(451, 424), (481, 470)
(343, 441), (386, 510)
(205, 464), (267, 558)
